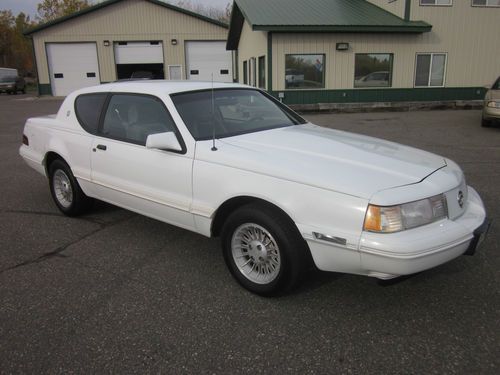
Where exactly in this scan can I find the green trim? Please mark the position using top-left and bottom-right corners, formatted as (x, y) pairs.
(38, 84), (52, 96)
(270, 87), (487, 105)
(267, 32), (273, 91)
(253, 24), (431, 33)
(405, 0), (412, 21)
(25, 0), (227, 36)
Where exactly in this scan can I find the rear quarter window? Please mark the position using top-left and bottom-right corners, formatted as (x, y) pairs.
(75, 93), (107, 134)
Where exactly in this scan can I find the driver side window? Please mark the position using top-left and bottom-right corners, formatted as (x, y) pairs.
(101, 94), (176, 145)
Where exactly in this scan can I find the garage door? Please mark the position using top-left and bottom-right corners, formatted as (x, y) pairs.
(46, 43), (100, 96)
(185, 41), (232, 83)
(114, 41), (165, 80)
(114, 41), (163, 64)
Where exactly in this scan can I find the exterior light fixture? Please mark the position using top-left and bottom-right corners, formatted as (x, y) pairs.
(103, 40), (110, 47)
(336, 42), (349, 51)
(171, 39), (178, 45)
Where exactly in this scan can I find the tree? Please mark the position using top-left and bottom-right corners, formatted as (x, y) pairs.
(37, 0), (90, 23)
(175, 0), (231, 24)
(0, 11), (14, 66)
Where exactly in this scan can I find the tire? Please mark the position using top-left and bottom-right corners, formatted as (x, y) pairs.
(48, 159), (93, 216)
(481, 118), (491, 128)
(221, 203), (309, 296)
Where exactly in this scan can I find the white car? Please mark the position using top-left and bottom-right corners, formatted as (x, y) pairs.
(19, 81), (488, 295)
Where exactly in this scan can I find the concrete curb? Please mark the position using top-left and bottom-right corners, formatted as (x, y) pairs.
(289, 100), (484, 114)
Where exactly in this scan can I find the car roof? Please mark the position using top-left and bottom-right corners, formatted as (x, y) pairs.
(74, 80), (251, 96)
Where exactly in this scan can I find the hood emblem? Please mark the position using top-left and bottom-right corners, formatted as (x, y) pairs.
(457, 191), (464, 208)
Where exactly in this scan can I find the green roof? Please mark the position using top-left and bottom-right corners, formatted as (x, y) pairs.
(25, 0), (228, 36)
(227, 0), (432, 49)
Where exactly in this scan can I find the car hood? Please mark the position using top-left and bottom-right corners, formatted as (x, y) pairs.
(202, 123), (447, 199)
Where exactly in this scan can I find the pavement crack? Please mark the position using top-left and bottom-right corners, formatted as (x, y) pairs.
(1, 209), (127, 229)
(2, 209), (64, 218)
(0, 214), (135, 274)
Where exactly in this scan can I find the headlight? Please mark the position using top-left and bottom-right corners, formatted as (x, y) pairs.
(364, 194), (448, 233)
(486, 101), (500, 108)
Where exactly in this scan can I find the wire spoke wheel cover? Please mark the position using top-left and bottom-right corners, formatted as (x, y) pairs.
(231, 223), (281, 284)
(52, 169), (73, 208)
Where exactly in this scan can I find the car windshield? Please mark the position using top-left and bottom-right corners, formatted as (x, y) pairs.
(171, 89), (306, 140)
(492, 77), (500, 90)
(0, 76), (16, 82)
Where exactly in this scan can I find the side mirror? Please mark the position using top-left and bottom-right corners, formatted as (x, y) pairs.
(146, 131), (182, 152)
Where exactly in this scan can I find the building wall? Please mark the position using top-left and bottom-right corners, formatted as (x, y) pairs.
(366, 0), (406, 18)
(237, 19), (267, 88)
(31, 0), (228, 89)
(271, 2), (499, 94)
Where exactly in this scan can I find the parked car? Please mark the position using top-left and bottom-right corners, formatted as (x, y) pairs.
(19, 81), (488, 295)
(0, 68), (26, 94)
(285, 69), (305, 87)
(130, 70), (154, 79)
(482, 76), (500, 127)
(355, 71), (391, 87)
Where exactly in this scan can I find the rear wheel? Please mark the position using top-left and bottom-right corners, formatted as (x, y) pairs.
(48, 159), (93, 216)
(221, 203), (308, 296)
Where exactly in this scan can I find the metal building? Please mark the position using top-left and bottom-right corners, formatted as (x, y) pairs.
(25, 0), (232, 96)
(227, 0), (500, 105)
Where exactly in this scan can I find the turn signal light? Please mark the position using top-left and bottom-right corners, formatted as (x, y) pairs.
(364, 205), (382, 232)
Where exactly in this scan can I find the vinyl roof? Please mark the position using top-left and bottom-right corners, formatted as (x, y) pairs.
(227, 0), (432, 49)
(25, 0), (228, 36)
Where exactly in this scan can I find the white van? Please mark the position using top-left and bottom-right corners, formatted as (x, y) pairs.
(0, 68), (18, 80)
(0, 68), (26, 94)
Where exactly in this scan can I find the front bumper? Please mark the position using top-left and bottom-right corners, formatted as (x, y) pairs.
(307, 186), (487, 279)
(0, 84), (14, 92)
(483, 106), (500, 121)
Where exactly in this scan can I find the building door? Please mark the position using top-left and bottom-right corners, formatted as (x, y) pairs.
(46, 43), (100, 96)
(185, 41), (232, 82)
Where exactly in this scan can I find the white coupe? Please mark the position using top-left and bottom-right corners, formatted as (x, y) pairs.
(20, 81), (488, 295)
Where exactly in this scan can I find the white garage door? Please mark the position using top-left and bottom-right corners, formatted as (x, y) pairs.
(185, 41), (232, 83)
(46, 43), (100, 96)
(113, 41), (164, 64)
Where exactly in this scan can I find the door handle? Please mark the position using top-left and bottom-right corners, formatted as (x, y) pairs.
(96, 144), (107, 151)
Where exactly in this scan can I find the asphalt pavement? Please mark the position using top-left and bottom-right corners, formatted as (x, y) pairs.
(0, 93), (499, 374)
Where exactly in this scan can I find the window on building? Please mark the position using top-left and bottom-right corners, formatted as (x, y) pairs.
(420, 0), (452, 5)
(243, 60), (248, 85)
(101, 94), (176, 145)
(472, 0), (500, 6)
(258, 56), (266, 89)
(415, 53), (447, 87)
(354, 54), (393, 88)
(285, 54), (325, 89)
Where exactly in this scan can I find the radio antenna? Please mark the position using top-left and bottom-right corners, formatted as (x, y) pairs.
(211, 73), (217, 151)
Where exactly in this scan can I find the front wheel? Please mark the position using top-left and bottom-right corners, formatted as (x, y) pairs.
(49, 159), (93, 216)
(221, 203), (309, 296)
(481, 118), (491, 128)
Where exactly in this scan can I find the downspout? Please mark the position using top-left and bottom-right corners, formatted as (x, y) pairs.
(267, 32), (272, 93)
(405, 0), (412, 21)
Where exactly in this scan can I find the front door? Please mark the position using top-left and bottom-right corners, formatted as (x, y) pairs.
(90, 93), (194, 230)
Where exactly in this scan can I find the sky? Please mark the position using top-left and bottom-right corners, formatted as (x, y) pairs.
(0, 0), (231, 18)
